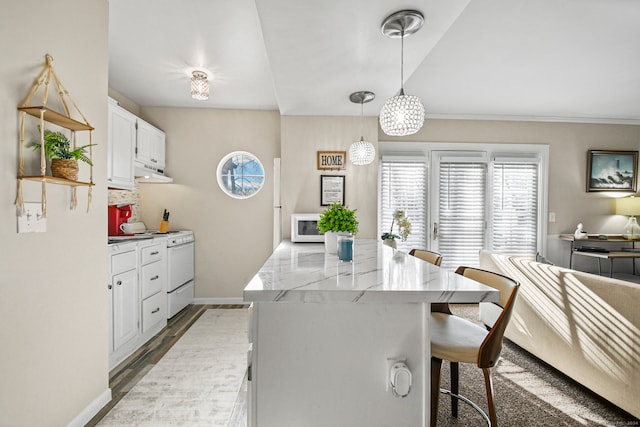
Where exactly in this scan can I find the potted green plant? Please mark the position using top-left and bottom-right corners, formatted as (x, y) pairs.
(31, 128), (95, 181)
(317, 202), (359, 253)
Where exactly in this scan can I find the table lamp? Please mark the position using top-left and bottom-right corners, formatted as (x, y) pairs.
(616, 196), (640, 239)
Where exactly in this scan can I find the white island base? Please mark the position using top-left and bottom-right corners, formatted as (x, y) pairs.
(249, 301), (430, 427)
(244, 240), (498, 427)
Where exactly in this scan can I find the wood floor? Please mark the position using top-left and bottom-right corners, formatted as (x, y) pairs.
(86, 304), (248, 426)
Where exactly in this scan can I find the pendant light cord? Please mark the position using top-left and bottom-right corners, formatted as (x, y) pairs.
(360, 101), (364, 138)
(400, 27), (405, 93)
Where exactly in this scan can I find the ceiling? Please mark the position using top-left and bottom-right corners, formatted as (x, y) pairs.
(109, 0), (640, 123)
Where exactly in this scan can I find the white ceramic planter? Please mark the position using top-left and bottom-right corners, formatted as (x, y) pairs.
(382, 238), (397, 249)
(324, 231), (350, 254)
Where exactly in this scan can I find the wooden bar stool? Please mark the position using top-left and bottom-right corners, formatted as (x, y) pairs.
(430, 266), (519, 427)
(409, 249), (442, 266)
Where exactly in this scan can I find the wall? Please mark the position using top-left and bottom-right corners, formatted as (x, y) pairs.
(130, 112), (640, 297)
(136, 107), (281, 300)
(0, 1), (110, 426)
(281, 116), (380, 241)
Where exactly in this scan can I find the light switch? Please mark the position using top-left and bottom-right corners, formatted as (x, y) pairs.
(17, 202), (47, 233)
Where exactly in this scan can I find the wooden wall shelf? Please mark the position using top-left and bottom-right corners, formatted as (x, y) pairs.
(18, 106), (94, 131)
(18, 175), (94, 187)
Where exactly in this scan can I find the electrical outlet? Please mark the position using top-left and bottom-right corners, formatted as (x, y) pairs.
(549, 212), (556, 223)
(385, 357), (406, 391)
(17, 202), (47, 233)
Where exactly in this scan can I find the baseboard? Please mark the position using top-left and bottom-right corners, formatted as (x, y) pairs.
(66, 388), (112, 427)
(194, 297), (245, 305)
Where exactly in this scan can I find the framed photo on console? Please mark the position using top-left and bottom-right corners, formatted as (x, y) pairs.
(587, 150), (638, 192)
(320, 175), (345, 206)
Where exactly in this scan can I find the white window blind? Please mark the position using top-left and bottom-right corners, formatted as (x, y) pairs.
(438, 162), (487, 268)
(379, 159), (427, 251)
(491, 161), (539, 253)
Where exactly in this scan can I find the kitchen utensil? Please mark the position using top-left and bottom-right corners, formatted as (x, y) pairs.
(160, 209), (169, 232)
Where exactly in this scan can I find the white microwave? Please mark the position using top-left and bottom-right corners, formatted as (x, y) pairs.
(291, 213), (323, 243)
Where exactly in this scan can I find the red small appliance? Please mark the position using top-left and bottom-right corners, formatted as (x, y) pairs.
(108, 204), (132, 236)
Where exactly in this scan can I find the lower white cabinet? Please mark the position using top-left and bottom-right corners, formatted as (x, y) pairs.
(112, 268), (139, 350)
(109, 238), (168, 369)
(142, 291), (166, 333)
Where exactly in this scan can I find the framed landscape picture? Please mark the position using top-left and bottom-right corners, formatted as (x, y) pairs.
(587, 150), (638, 192)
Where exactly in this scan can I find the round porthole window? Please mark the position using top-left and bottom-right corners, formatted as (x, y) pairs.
(216, 151), (265, 199)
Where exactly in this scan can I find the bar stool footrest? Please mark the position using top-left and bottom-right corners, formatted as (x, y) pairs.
(440, 388), (491, 426)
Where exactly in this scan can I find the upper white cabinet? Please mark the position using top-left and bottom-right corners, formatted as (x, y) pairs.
(107, 97), (168, 189)
(107, 98), (136, 190)
(136, 119), (166, 172)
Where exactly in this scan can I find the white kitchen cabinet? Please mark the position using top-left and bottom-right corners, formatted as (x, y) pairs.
(139, 240), (167, 332)
(112, 268), (139, 350)
(109, 246), (139, 354)
(142, 291), (166, 333)
(108, 237), (168, 369)
(136, 119), (166, 172)
(107, 98), (136, 190)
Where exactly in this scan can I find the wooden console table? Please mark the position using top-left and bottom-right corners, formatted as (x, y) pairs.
(559, 234), (640, 275)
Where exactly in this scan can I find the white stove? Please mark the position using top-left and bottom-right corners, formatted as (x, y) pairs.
(165, 230), (195, 318)
(166, 230), (194, 247)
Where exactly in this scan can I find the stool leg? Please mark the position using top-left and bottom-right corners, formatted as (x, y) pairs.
(450, 361), (459, 417)
(431, 357), (443, 427)
(482, 367), (498, 427)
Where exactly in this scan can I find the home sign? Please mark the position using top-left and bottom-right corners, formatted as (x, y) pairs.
(317, 151), (346, 170)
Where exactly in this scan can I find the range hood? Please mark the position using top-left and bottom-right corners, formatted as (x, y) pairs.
(134, 162), (173, 183)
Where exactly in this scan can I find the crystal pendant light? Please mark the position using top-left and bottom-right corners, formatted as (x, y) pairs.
(379, 10), (425, 136)
(349, 91), (376, 165)
(191, 70), (209, 100)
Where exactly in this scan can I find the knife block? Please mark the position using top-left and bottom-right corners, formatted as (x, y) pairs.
(159, 220), (169, 233)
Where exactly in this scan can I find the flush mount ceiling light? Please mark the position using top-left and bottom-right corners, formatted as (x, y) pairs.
(349, 91), (376, 165)
(379, 10), (425, 136)
(191, 70), (209, 100)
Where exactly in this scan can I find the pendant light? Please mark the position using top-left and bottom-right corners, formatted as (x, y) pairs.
(191, 70), (209, 100)
(349, 91), (376, 165)
(379, 10), (425, 136)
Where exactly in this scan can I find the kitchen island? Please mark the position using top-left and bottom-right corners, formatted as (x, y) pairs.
(243, 240), (499, 427)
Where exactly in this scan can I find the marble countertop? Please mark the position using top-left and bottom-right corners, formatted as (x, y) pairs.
(244, 239), (499, 304)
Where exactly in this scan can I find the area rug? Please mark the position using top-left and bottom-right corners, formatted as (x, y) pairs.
(98, 309), (249, 427)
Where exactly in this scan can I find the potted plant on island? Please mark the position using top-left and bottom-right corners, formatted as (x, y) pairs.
(317, 202), (359, 253)
(31, 128), (95, 181)
(381, 209), (411, 249)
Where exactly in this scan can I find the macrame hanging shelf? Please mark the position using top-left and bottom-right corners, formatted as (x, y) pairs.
(16, 54), (95, 217)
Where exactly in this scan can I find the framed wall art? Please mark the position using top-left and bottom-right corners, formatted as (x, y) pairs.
(587, 150), (638, 192)
(317, 151), (346, 170)
(320, 175), (345, 206)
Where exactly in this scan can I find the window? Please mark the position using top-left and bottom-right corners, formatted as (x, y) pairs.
(436, 159), (487, 269)
(491, 160), (539, 254)
(378, 143), (548, 268)
(379, 157), (427, 252)
(216, 151), (265, 199)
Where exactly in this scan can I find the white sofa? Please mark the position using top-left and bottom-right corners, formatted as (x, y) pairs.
(479, 250), (640, 418)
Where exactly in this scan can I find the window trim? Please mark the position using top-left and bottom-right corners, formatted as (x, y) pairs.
(379, 142), (549, 257)
(378, 156), (429, 251)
